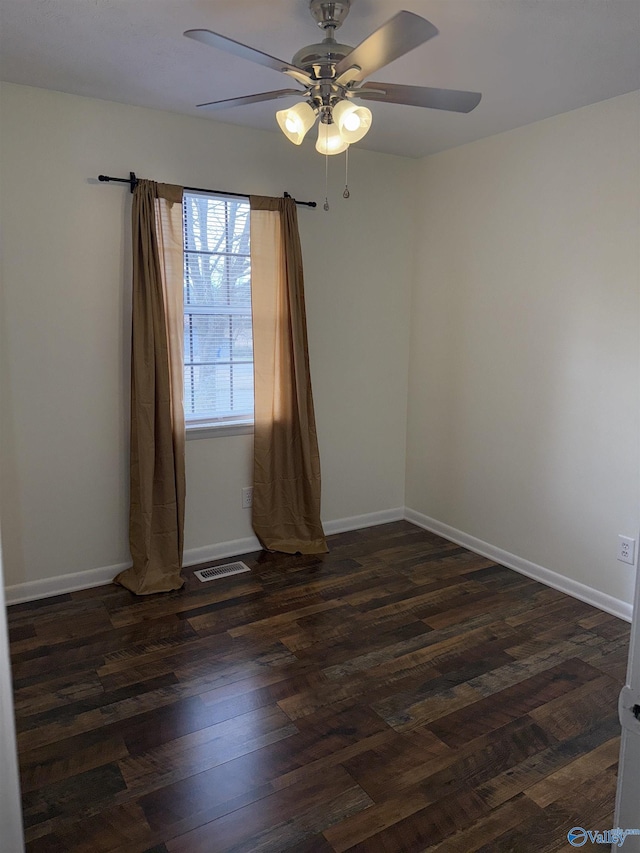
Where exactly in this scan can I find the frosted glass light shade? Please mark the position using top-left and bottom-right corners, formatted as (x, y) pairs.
(276, 102), (316, 145)
(332, 100), (373, 144)
(315, 122), (349, 155)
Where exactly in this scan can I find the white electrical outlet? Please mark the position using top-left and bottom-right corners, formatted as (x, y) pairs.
(242, 487), (253, 509)
(617, 535), (636, 565)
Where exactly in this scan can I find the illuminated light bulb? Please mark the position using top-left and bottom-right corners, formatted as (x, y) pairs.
(276, 102), (317, 145)
(315, 122), (349, 155)
(285, 115), (300, 133)
(343, 112), (361, 132)
(332, 100), (373, 144)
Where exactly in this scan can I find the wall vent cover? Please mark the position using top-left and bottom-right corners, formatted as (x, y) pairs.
(194, 561), (251, 583)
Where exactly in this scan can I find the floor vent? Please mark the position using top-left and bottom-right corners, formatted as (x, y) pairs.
(193, 561), (251, 583)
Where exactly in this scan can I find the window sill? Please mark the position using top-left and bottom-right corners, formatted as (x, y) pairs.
(186, 422), (254, 440)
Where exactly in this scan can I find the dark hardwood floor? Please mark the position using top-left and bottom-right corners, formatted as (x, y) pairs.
(8, 521), (630, 852)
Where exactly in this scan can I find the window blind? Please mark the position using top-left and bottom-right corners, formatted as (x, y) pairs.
(182, 191), (253, 426)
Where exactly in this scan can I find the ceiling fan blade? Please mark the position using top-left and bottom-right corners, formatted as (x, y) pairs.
(356, 82), (482, 113)
(334, 12), (438, 82)
(197, 89), (305, 110)
(184, 29), (312, 86)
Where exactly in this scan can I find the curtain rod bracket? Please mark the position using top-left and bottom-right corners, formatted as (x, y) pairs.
(98, 172), (138, 192)
(284, 191), (316, 208)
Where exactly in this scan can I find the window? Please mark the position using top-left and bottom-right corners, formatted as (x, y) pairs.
(182, 192), (253, 432)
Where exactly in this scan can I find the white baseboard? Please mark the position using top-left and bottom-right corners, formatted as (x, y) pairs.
(4, 562), (129, 606)
(182, 536), (262, 569)
(324, 507), (405, 536)
(405, 507), (633, 623)
(4, 507), (405, 605)
(7, 506), (632, 622)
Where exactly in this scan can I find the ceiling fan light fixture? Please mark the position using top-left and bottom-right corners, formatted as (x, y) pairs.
(315, 121), (349, 155)
(186, 5), (481, 170)
(332, 100), (373, 144)
(276, 101), (317, 145)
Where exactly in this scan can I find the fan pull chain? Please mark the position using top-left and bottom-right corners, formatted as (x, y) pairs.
(343, 147), (350, 198)
(323, 152), (330, 211)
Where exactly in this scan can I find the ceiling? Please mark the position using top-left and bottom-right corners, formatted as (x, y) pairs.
(1, 0), (638, 159)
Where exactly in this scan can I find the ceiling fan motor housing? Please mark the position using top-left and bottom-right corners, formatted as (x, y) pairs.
(309, 0), (352, 31)
(292, 40), (353, 79)
(295, 0), (356, 89)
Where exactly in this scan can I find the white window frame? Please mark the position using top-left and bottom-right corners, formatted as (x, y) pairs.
(182, 191), (254, 439)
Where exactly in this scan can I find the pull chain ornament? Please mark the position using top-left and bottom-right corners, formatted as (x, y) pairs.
(323, 151), (330, 210)
(343, 147), (350, 198)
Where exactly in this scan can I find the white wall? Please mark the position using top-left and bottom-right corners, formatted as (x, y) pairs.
(0, 82), (414, 591)
(0, 137), (24, 849)
(406, 91), (640, 605)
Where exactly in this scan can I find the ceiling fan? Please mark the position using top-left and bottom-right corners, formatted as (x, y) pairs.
(184, 0), (481, 155)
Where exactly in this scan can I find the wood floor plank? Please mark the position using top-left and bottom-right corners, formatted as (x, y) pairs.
(324, 786), (489, 853)
(8, 521), (630, 853)
(270, 729), (397, 792)
(107, 577), (264, 629)
(427, 658), (610, 747)
(20, 730), (130, 793)
(282, 612), (433, 665)
(541, 764), (619, 827)
(344, 714), (553, 804)
(226, 599), (346, 639)
(13, 669), (105, 716)
(165, 765), (372, 853)
(118, 705), (296, 791)
(338, 726), (452, 800)
(475, 713), (621, 808)
(471, 802), (585, 853)
(321, 620), (517, 683)
(525, 736), (620, 808)
(21, 762), (128, 830)
(529, 674), (620, 741)
(370, 642), (524, 731)
(421, 793), (543, 852)
(29, 802), (155, 853)
(12, 616), (197, 685)
(321, 785), (448, 852)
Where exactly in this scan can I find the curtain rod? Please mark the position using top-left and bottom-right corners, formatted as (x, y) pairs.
(97, 172), (316, 208)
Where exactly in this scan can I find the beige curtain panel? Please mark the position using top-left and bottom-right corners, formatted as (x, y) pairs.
(250, 196), (327, 554)
(115, 181), (186, 595)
